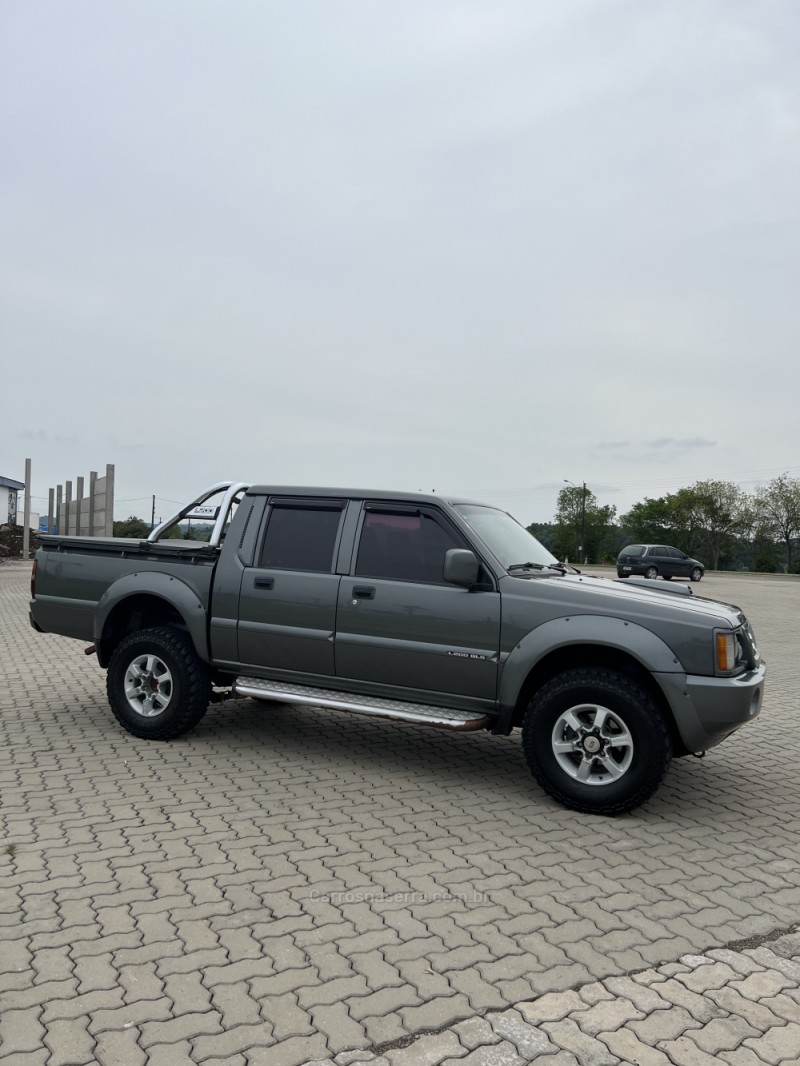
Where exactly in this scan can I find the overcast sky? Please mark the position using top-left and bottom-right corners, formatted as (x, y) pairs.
(2, 1), (798, 526)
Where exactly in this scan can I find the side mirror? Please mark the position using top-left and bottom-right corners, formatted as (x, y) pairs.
(443, 548), (480, 588)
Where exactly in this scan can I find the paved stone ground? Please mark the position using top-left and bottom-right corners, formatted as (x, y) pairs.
(1, 561), (798, 1065)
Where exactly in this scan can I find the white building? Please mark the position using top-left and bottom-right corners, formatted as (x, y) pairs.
(0, 475), (24, 526)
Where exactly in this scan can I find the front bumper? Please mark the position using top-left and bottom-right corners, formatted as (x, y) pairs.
(656, 661), (766, 754)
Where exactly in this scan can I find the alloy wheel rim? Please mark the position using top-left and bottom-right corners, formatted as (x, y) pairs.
(551, 703), (634, 786)
(124, 654), (173, 717)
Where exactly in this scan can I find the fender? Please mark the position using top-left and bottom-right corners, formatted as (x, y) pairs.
(94, 572), (210, 664)
(497, 614), (684, 730)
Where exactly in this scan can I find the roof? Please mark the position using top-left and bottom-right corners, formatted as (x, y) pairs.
(246, 486), (485, 507)
(0, 476), (25, 491)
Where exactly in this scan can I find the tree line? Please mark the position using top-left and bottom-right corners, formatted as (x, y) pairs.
(527, 475), (800, 573)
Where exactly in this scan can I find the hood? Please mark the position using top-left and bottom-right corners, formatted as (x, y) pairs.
(504, 571), (744, 629)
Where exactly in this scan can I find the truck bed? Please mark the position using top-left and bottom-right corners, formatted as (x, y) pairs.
(32, 536), (219, 646)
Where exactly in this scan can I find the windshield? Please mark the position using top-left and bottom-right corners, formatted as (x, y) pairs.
(453, 504), (559, 570)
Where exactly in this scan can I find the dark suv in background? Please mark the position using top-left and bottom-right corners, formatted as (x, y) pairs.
(617, 544), (704, 581)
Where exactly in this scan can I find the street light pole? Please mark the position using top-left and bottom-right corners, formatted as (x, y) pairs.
(564, 479), (588, 564)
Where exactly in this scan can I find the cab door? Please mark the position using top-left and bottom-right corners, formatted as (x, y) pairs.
(334, 504), (501, 704)
(237, 498), (346, 677)
(667, 547), (689, 578)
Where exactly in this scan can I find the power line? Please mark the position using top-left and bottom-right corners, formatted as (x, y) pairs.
(453, 464), (800, 500)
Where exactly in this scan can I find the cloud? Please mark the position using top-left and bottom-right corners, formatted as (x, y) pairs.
(645, 437), (717, 450)
(19, 429), (79, 444)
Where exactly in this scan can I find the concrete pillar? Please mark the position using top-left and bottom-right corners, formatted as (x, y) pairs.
(55, 485), (63, 534)
(22, 458), (31, 560)
(104, 464), (115, 537)
(89, 471), (97, 537)
(48, 488), (54, 535)
(76, 476), (85, 536)
(65, 480), (73, 536)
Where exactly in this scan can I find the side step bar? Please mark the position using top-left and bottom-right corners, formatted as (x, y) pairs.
(234, 677), (490, 732)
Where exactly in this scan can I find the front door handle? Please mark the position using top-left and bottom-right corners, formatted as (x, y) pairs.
(255, 577), (275, 590)
(352, 585), (375, 600)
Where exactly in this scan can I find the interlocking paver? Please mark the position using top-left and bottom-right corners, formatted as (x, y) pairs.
(676, 1013), (760, 1054)
(43, 988), (125, 1024)
(628, 1005), (701, 1043)
(2, 565), (800, 1066)
(490, 1008), (557, 1059)
(384, 1032), (467, 1066)
(437, 968), (507, 1012)
(743, 1022), (800, 1063)
(542, 1018), (620, 1065)
(87, 997), (174, 1035)
(138, 1009), (223, 1047)
(44, 1016), (96, 1066)
(440, 1042), (524, 1066)
(761, 991), (800, 1023)
(145, 1041), (195, 1065)
(730, 969), (794, 1000)
(0, 1006), (45, 1057)
(399, 993), (472, 1032)
(93, 1028), (147, 1066)
(452, 1017), (502, 1050)
(598, 1028), (672, 1066)
(570, 996), (644, 1036)
(247, 1033), (330, 1066)
(309, 1002), (369, 1054)
(191, 1021), (274, 1059)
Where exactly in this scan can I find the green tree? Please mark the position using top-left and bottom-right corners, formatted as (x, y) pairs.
(554, 487), (617, 564)
(113, 515), (151, 539)
(737, 495), (780, 572)
(678, 480), (746, 570)
(756, 474), (800, 572)
(621, 496), (684, 548)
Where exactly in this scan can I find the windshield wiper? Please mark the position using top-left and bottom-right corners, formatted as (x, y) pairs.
(549, 561), (582, 575)
(508, 561), (577, 575)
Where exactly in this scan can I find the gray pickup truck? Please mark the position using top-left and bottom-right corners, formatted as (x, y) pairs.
(30, 481), (765, 814)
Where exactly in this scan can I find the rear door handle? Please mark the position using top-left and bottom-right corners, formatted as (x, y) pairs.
(352, 585), (375, 600)
(255, 577), (275, 590)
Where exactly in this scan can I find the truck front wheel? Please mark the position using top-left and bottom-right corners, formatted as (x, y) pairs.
(522, 668), (672, 814)
(106, 627), (211, 739)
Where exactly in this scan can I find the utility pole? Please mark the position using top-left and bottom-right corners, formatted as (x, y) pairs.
(151, 495), (156, 531)
(22, 458), (31, 561)
(564, 478), (589, 564)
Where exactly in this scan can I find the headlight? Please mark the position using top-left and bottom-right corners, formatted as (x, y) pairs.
(715, 631), (736, 672)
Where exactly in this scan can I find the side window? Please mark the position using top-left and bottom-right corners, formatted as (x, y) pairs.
(654, 546), (669, 558)
(259, 505), (343, 572)
(667, 547), (683, 559)
(355, 510), (462, 584)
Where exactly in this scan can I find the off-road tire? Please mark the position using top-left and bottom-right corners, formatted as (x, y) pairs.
(522, 668), (673, 815)
(107, 627), (211, 739)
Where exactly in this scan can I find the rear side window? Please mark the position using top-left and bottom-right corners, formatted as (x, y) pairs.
(622, 545), (644, 557)
(259, 505), (343, 572)
(653, 546), (670, 558)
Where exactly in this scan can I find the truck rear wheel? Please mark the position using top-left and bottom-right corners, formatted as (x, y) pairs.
(106, 627), (211, 739)
(522, 668), (672, 814)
